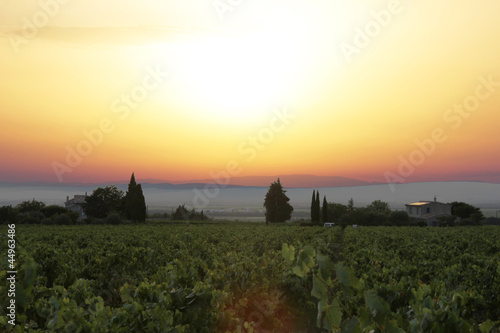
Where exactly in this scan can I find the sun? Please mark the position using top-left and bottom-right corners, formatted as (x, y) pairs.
(168, 18), (312, 124)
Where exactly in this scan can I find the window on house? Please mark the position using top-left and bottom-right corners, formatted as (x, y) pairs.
(426, 207), (431, 214)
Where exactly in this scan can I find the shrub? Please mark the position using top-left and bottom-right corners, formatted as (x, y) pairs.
(0, 205), (19, 224)
(67, 210), (80, 223)
(20, 211), (44, 224)
(105, 213), (122, 225)
(390, 210), (410, 224)
(16, 199), (46, 213)
(299, 222), (315, 227)
(41, 217), (53, 225)
(53, 214), (73, 225)
(42, 205), (69, 218)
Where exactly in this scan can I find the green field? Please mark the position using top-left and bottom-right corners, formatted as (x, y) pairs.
(1, 223), (499, 332)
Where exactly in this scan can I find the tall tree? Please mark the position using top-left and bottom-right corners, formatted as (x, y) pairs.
(322, 196), (328, 222)
(348, 198), (354, 212)
(264, 178), (293, 223)
(311, 190), (316, 222)
(16, 199), (46, 213)
(133, 184), (147, 222)
(172, 204), (190, 221)
(367, 200), (391, 216)
(124, 172), (137, 219)
(315, 190), (321, 224)
(124, 172), (147, 223)
(328, 202), (348, 221)
(84, 185), (124, 219)
(128, 172), (137, 190)
(311, 190), (322, 224)
(451, 201), (484, 220)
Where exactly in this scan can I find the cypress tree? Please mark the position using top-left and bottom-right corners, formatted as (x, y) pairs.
(124, 173), (137, 219)
(310, 190), (322, 224)
(124, 172), (147, 223)
(311, 190), (316, 222)
(315, 190), (320, 224)
(322, 196), (328, 222)
(133, 184), (146, 223)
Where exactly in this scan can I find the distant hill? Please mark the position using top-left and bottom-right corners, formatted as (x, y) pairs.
(0, 174), (380, 189)
(149, 174), (381, 188)
(140, 183), (247, 190)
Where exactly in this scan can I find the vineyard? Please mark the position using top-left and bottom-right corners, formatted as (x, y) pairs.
(1, 223), (499, 332)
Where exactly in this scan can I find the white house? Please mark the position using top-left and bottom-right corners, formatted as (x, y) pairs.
(405, 197), (452, 226)
(65, 194), (87, 219)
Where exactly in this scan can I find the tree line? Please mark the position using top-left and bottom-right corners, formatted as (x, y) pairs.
(309, 189), (486, 227)
(259, 179), (488, 226)
(81, 173), (147, 223)
(0, 176), (488, 226)
(0, 172), (211, 225)
(0, 173), (148, 224)
(0, 199), (80, 225)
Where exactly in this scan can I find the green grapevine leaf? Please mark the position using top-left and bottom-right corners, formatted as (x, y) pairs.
(479, 320), (494, 333)
(281, 243), (295, 263)
(336, 262), (361, 289)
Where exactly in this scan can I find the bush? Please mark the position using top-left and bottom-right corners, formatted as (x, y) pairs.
(66, 210), (80, 223)
(299, 222), (315, 227)
(105, 213), (122, 225)
(16, 199), (46, 213)
(20, 211), (44, 224)
(409, 220), (428, 227)
(457, 218), (482, 226)
(339, 208), (389, 226)
(3, 204), (79, 224)
(0, 205), (18, 224)
(40, 213), (76, 225)
(53, 214), (73, 225)
(437, 215), (457, 227)
(42, 205), (69, 218)
(171, 204), (209, 221)
(390, 210), (410, 224)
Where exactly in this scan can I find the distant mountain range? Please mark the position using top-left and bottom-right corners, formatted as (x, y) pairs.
(0, 175), (382, 189)
(166, 175), (383, 188)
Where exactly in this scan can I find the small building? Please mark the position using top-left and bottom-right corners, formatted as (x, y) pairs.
(65, 194), (87, 219)
(405, 197), (452, 226)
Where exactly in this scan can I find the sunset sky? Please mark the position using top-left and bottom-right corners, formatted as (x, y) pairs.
(1, 0), (499, 185)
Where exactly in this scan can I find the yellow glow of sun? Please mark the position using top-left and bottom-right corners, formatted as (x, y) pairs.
(169, 18), (313, 123)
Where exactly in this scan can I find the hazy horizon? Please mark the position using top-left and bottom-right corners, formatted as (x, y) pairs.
(2, 173), (500, 187)
(2, 182), (499, 216)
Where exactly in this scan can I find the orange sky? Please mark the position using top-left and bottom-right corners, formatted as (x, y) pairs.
(1, 0), (500, 184)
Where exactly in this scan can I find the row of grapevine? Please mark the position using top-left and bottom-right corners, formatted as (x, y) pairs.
(1, 224), (499, 332)
(283, 227), (500, 332)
